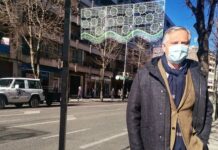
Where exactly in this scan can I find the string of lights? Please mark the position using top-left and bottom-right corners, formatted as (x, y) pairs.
(81, 0), (165, 44)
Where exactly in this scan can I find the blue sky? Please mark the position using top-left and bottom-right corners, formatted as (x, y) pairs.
(165, 0), (198, 46)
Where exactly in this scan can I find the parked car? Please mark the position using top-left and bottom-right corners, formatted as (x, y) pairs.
(0, 77), (45, 109)
(43, 87), (61, 106)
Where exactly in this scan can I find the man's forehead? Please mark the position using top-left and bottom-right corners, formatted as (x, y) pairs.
(168, 30), (189, 40)
(168, 30), (188, 36)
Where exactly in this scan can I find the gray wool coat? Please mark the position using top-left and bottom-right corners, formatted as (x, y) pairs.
(126, 57), (213, 150)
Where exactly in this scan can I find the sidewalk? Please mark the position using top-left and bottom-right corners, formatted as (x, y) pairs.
(208, 119), (218, 150)
(69, 98), (127, 103)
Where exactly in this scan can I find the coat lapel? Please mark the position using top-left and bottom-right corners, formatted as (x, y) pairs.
(146, 59), (166, 88)
(177, 70), (192, 110)
(157, 59), (194, 111)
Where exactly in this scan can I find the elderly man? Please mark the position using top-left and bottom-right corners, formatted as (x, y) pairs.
(127, 26), (213, 150)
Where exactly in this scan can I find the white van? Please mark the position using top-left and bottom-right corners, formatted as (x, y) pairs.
(0, 77), (45, 109)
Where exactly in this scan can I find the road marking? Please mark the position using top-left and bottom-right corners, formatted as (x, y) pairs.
(8, 120), (59, 128)
(8, 116), (76, 128)
(67, 115), (76, 120)
(42, 128), (90, 139)
(0, 113), (27, 117)
(0, 110), (41, 117)
(0, 119), (21, 123)
(80, 131), (128, 149)
(24, 110), (40, 114)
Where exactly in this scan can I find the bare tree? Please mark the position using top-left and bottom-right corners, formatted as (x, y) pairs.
(0, 0), (64, 78)
(93, 39), (121, 102)
(185, 0), (218, 74)
(128, 38), (152, 70)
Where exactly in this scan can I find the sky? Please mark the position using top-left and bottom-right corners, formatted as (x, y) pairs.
(165, 0), (198, 46)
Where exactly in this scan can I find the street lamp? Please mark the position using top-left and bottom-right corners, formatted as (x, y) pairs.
(115, 74), (124, 80)
(121, 41), (128, 101)
(115, 72), (129, 101)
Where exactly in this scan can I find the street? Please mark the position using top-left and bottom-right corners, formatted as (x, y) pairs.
(0, 102), (129, 150)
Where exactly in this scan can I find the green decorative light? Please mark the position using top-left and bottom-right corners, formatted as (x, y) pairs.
(81, 0), (165, 44)
(81, 29), (163, 44)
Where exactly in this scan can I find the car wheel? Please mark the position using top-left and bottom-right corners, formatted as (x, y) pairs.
(0, 96), (6, 109)
(29, 96), (39, 108)
(15, 104), (23, 108)
(46, 100), (52, 107)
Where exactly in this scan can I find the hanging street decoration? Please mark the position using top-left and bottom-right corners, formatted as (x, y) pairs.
(80, 0), (165, 44)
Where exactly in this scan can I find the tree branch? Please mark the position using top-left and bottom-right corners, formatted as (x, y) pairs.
(207, 0), (218, 34)
(185, 0), (197, 14)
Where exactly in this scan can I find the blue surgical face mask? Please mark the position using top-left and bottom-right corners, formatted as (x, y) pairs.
(166, 44), (189, 64)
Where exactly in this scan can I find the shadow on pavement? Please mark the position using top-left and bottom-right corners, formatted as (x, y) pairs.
(0, 125), (49, 144)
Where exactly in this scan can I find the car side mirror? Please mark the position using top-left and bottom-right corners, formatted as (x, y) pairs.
(15, 84), (19, 89)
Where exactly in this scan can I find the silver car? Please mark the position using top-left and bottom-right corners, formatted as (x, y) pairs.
(0, 77), (45, 109)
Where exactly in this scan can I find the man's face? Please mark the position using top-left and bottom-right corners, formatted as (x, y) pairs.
(162, 30), (190, 56)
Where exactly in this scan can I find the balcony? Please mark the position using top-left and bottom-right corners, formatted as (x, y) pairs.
(69, 63), (113, 77)
(209, 65), (216, 70)
(21, 54), (113, 77)
(22, 54), (60, 68)
(44, 34), (101, 56)
(209, 60), (216, 65)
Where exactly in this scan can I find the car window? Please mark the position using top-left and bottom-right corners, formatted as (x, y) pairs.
(28, 80), (41, 89)
(0, 79), (13, 87)
(13, 80), (25, 88)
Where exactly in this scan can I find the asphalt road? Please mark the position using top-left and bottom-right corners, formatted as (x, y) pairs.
(0, 102), (129, 150)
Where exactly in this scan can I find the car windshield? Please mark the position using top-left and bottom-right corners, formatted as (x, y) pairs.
(0, 79), (13, 87)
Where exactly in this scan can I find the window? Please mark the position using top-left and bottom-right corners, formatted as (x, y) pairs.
(28, 80), (41, 89)
(0, 79), (13, 87)
(13, 80), (25, 88)
(22, 38), (30, 55)
(72, 49), (83, 64)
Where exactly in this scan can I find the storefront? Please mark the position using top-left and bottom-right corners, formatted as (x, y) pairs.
(85, 76), (111, 98)
(21, 63), (61, 92)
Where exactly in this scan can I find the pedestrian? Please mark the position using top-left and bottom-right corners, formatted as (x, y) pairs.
(77, 85), (82, 101)
(127, 26), (213, 150)
(92, 88), (96, 98)
(111, 88), (115, 100)
(118, 88), (123, 99)
(125, 90), (129, 99)
(91, 88), (94, 98)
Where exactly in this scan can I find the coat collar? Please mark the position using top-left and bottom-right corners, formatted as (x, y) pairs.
(146, 56), (202, 87)
(146, 56), (165, 87)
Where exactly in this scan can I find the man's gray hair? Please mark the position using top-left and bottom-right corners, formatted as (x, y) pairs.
(162, 26), (191, 44)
